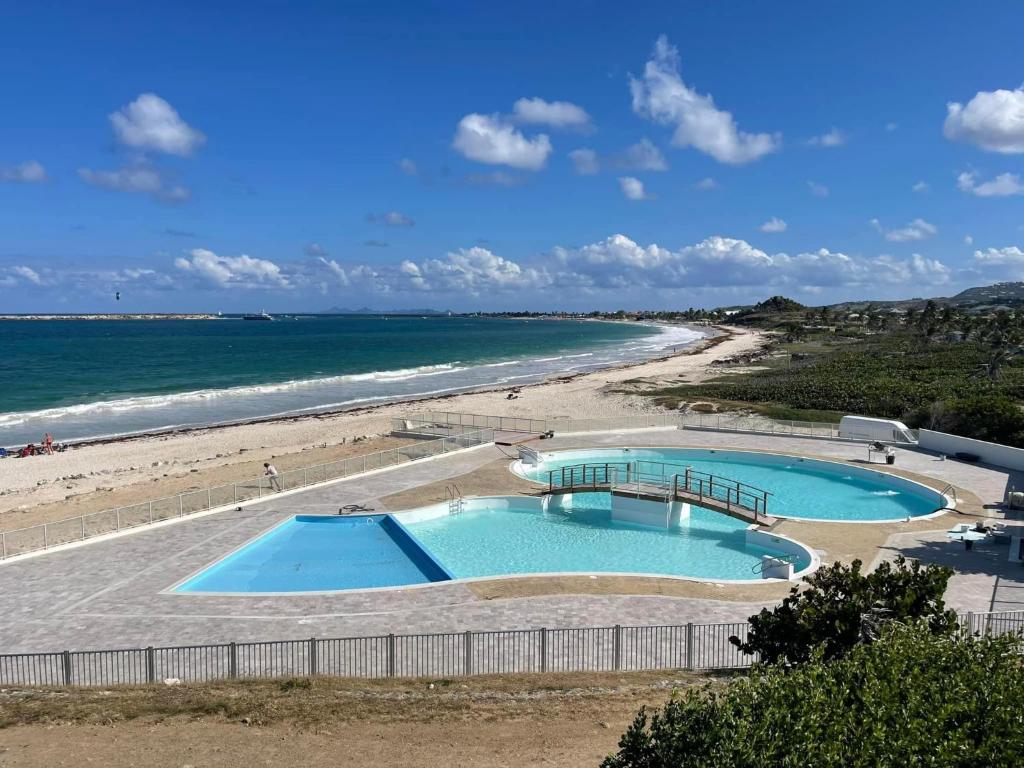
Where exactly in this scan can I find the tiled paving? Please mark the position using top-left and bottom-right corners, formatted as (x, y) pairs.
(2, 428), (1021, 654)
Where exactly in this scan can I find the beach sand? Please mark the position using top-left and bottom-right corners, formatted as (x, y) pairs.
(0, 325), (765, 527)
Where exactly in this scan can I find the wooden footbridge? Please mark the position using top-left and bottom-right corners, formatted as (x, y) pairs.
(541, 460), (776, 527)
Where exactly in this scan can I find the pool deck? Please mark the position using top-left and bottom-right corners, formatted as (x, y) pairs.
(2, 428), (1023, 653)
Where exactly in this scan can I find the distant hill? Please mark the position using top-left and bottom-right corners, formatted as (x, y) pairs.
(321, 306), (451, 315)
(827, 282), (1024, 313)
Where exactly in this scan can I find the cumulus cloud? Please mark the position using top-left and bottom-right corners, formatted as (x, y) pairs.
(452, 113), (552, 170)
(512, 97), (591, 130)
(968, 246), (1024, 279)
(694, 177), (718, 190)
(965, 235), (974, 245)
(618, 176), (651, 200)
(11, 266), (43, 285)
(630, 35), (779, 164)
(549, 234), (950, 291)
(807, 181), (829, 197)
(957, 170), (1023, 197)
(0, 160), (47, 183)
(316, 256), (349, 286)
(304, 242), (327, 256)
(944, 86), (1024, 154)
(912, 180), (929, 193)
(367, 210), (415, 227)
(759, 217), (787, 233)
(77, 163), (190, 203)
(396, 247), (551, 295)
(110, 93), (205, 156)
(807, 128), (846, 147)
(398, 158), (418, 176)
(174, 248), (289, 288)
(871, 217), (938, 242)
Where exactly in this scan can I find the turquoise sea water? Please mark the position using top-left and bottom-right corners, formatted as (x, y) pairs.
(0, 316), (701, 444)
(521, 448), (942, 521)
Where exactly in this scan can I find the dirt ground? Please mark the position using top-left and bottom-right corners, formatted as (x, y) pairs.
(0, 671), (712, 767)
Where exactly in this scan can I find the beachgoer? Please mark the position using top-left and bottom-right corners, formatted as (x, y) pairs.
(43, 433), (54, 455)
(264, 462), (281, 492)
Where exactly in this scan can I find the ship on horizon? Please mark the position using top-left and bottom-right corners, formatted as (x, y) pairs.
(243, 310), (274, 321)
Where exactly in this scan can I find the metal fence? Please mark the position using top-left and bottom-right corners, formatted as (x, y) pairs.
(0, 621), (754, 687)
(0, 428), (494, 561)
(2, 610), (1020, 688)
(396, 410), (880, 442)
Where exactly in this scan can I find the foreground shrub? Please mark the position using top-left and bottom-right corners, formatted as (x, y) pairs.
(731, 556), (955, 665)
(603, 623), (1024, 768)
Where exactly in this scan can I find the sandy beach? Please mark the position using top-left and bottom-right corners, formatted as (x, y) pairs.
(0, 325), (765, 529)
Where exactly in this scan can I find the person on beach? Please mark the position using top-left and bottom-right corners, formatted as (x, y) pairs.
(264, 462), (281, 492)
(42, 433), (53, 455)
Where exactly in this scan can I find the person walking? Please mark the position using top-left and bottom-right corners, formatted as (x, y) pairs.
(264, 462), (281, 492)
(42, 433), (54, 455)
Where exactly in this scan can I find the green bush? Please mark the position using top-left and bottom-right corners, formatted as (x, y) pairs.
(731, 556), (955, 665)
(602, 623), (1024, 768)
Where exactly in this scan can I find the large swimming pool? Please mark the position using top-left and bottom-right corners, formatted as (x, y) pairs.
(516, 447), (946, 522)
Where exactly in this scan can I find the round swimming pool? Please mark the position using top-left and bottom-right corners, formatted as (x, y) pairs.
(514, 447), (947, 522)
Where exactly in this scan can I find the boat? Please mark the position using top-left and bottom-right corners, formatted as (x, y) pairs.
(243, 310), (274, 321)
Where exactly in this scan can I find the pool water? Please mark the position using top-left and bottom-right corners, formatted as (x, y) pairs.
(519, 448), (942, 521)
(406, 495), (810, 581)
(175, 515), (452, 593)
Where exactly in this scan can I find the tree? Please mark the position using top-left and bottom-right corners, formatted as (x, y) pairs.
(602, 623), (1024, 768)
(729, 556), (955, 665)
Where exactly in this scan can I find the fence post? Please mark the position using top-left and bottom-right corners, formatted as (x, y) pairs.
(309, 637), (318, 676)
(43, 524), (48, 549)
(1, 531), (5, 559)
(116, 509), (121, 530)
(966, 611), (975, 636)
(303, 468), (308, 487)
(207, 489), (212, 510)
(62, 650), (72, 686)
(685, 623), (694, 670)
(178, 495), (184, 516)
(149, 500), (154, 523)
(387, 634), (396, 677)
(464, 631), (473, 676)
(81, 516), (86, 540)
(229, 642), (238, 678)
(146, 647), (156, 684)
(613, 625), (622, 671)
(539, 628), (548, 673)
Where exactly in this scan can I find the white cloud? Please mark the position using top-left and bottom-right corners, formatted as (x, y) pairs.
(969, 246), (1024, 279)
(807, 128), (846, 147)
(512, 97), (591, 130)
(316, 257), (349, 286)
(398, 158), (418, 176)
(110, 93), (205, 156)
(965, 234), (974, 245)
(912, 181), (929, 193)
(11, 266), (43, 285)
(694, 177), (718, 190)
(174, 248), (289, 288)
(452, 113), (552, 170)
(885, 122), (899, 132)
(957, 170), (1023, 197)
(398, 247), (551, 295)
(0, 161), (47, 183)
(549, 234), (950, 290)
(944, 86), (1024, 154)
(367, 210), (415, 227)
(569, 148), (599, 175)
(807, 181), (829, 197)
(759, 217), (787, 233)
(630, 35), (779, 164)
(872, 217), (938, 242)
(304, 242), (327, 257)
(618, 176), (651, 200)
(77, 163), (190, 203)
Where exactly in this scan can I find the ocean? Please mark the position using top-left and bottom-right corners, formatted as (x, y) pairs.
(0, 316), (704, 445)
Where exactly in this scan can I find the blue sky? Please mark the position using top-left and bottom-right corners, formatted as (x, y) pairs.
(2, 0), (1023, 311)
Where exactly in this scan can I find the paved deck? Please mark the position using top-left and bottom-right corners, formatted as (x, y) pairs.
(2, 427), (1022, 653)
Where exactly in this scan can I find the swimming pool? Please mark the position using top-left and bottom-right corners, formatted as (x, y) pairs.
(174, 495), (816, 592)
(174, 515), (453, 593)
(515, 447), (947, 522)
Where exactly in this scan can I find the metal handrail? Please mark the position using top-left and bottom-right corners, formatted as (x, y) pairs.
(544, 460), (771, 519)
(940, 483), (959, 503)
(0, 428), (495, 561)
(751, 553), (799, 573)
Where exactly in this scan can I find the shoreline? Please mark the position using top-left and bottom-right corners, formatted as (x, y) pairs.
(3, 321), (718, 450)
(0, 325), (766, 521)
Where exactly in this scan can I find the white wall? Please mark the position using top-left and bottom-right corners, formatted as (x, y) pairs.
(918, 429), (1024, 472)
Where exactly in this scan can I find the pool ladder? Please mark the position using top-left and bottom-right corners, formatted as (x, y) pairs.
(445, 484), (464, 515)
